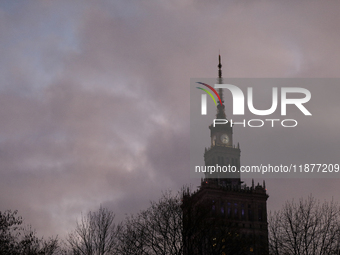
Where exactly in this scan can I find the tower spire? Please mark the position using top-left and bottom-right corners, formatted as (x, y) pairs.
(216, 54), (226, 119)
(218, 54), (222, 79)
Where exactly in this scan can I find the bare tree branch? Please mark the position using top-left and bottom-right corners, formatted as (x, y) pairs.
(269, 195), (340, 255)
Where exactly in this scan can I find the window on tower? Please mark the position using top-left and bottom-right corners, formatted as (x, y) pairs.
(227, 202), (231, 218)
(221, 201), (225, 216)
(258, 205), (263, 221)
(234, 203), (238, 219)
(248, 204), (253, 221)
(212, 200), (216, 215)
(241, 204), (245, 220)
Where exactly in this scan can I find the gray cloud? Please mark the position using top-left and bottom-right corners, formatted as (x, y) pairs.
(0, 0), (340, 238)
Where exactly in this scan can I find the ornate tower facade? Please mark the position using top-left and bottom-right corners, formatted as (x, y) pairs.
(204, 55), (241, 185)
(182, 56), (269, 255)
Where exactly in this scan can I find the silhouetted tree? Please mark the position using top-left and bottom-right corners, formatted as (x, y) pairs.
(117, 189), (250, 255)
(0, 210), (22, 254)
(67, 206), (121, 255)
(0, 210), (62, 255)
(269, 195), (340, 255)
(117, 191), (183, 255)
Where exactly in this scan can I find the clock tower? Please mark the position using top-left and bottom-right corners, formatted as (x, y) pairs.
(204, 55), (241, 186)
(182, 56), (269, 255)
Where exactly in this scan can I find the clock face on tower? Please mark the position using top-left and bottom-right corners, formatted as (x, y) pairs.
(220, 133), (229, 144)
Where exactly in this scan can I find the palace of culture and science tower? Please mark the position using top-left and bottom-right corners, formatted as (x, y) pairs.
(182, 56), (269, 255)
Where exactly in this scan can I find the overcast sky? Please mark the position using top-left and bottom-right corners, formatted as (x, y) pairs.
(1, 0), (340, 239)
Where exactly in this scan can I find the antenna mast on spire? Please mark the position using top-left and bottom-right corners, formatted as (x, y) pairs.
(216, 54), (226, 119)
(218, 54), (222, 79)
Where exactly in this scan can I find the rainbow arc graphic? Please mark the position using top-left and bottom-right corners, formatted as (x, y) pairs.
(196, 82), (223, 115)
